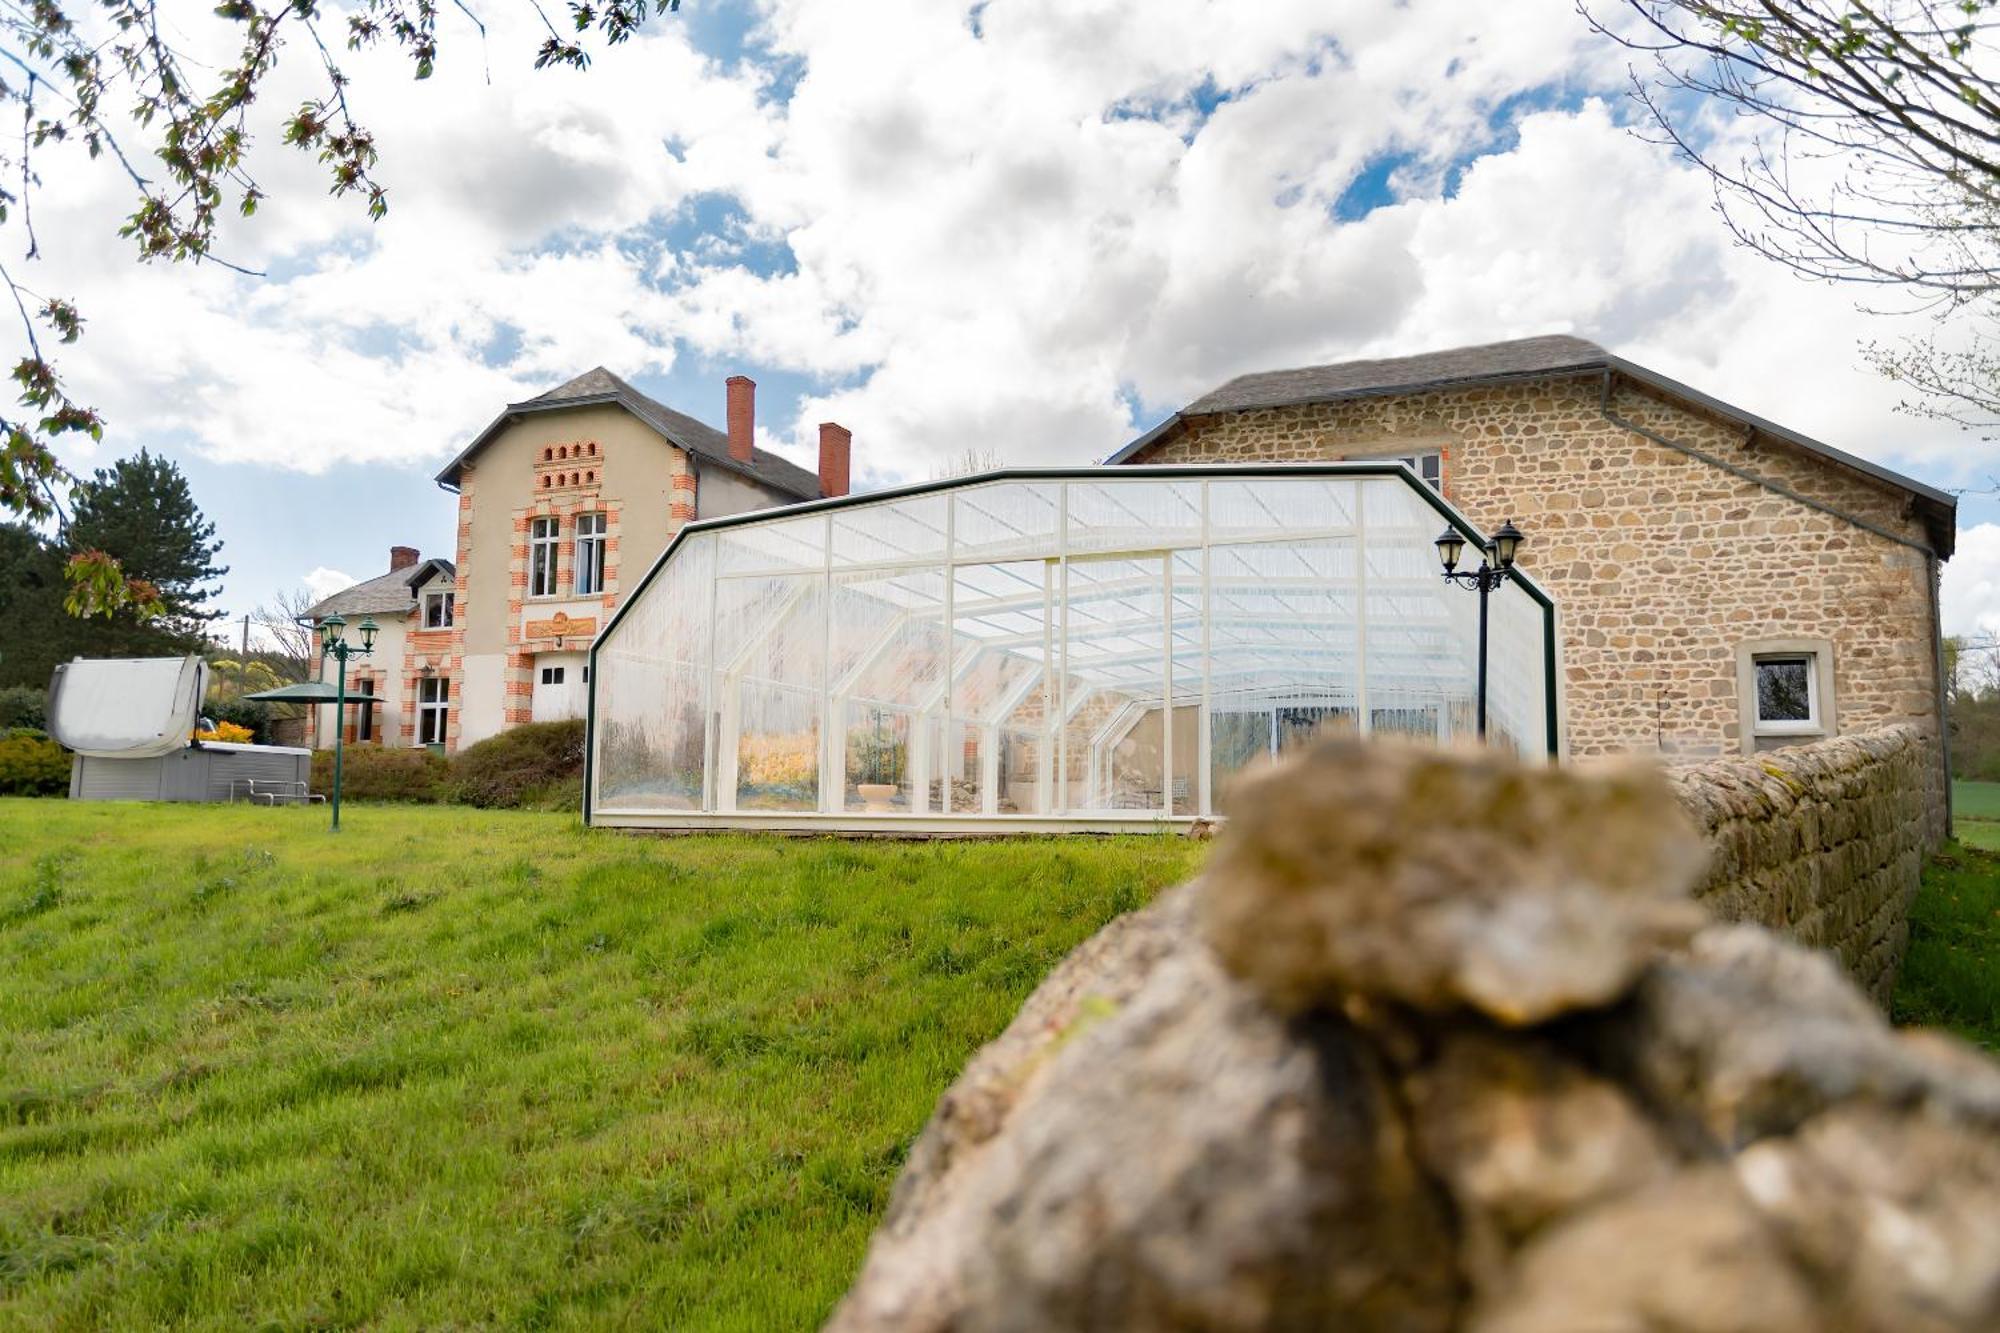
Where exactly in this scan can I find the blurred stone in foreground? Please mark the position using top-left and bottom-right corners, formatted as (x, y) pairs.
(827, 740), (2000, 1333)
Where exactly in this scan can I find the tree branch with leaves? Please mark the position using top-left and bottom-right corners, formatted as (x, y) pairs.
(0, 0), (680, 615)
(1584, 1), (2000, 432)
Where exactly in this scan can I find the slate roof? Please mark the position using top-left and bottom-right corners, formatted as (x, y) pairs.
(1182, 334), (1608, 415)
(1110, 334), (1957, 557)
(305, 558), (456, 621)
(434, 367), (821, 502)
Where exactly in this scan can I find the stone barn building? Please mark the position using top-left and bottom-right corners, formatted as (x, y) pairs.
(1110, 335), (1957, 822)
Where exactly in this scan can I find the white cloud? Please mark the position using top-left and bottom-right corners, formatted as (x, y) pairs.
(18, 0), (1993, 613)
(1944, 524), (2000, 638)
(303, 567), (359, 602)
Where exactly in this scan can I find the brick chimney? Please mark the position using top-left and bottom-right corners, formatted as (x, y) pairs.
(818, 422), (852, 499)
(389, 545), (419, 572)
(726, 375), (755, 462)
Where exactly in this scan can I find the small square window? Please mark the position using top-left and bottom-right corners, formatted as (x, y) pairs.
(540, 666), (565, 685)
(1754, 655), (1816, 730)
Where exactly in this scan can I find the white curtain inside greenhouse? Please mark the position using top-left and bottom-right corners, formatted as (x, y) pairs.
(589, 468), (1556, 828)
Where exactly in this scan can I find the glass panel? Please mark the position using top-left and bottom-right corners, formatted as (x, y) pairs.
(1065, 479), (1202, 555)
(736, 682), (819, 811)
(1486, 575), (1550, 757)
(595, 533), (715, 811)
(1362, 499), (1464, 747)
(716, 512), (825, 577)
(1170, 550), (1203, 815)
(951, 560), (1051, 815)
(1206, 538), (1357, 807)
(1209, 477), (1359, 543)
(831, 565), (947, 814)
(1061, 556), (1166, 814)
(952, 483), (1059, 563)
(831, 494), (947, 567)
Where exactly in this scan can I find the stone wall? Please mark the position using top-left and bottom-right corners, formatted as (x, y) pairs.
(1667, 725), (1937, 1005)
(1128, 375), (1946, 792)
(831, 740), (2000, 1333)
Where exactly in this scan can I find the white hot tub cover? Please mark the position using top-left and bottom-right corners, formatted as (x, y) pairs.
(47, 655), (209, 758)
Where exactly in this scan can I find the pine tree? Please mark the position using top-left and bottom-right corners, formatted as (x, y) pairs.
(66, 450), (226, 651)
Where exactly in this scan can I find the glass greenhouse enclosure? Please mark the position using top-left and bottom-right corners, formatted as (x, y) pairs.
(586, 465), (1558, 832)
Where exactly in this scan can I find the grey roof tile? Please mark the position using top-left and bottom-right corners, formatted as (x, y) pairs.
(437, 367), (821, 502)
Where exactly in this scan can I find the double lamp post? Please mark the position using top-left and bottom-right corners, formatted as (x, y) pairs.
(318, 612), (378, 832)
(1433, 518), (1525, 742)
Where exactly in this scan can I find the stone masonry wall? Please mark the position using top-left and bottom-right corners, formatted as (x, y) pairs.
(1131, 373), (1947, 833)
(1668, 725), (1936, 1004)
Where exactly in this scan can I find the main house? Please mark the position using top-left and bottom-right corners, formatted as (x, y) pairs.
(304, 370), (848, 750)
(580, 334), (1958, 834)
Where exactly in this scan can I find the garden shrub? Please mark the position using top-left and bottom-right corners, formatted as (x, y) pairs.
(0, 686), (46, 731)
(195, 721), (255, 743)
(0, 728), (70, 796)
(311, 745), (451, 803)
(446, 720), (585, 809)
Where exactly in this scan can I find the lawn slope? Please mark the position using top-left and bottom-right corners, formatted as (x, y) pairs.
(0, 801), (1204, 1330)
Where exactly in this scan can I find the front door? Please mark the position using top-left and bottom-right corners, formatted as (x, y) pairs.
(531, 654), (586, 722)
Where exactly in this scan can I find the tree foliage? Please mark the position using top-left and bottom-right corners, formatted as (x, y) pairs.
(0, 449), (221, 684)
(0, 0), (682, 612)
(1587, 2), (2000, 431)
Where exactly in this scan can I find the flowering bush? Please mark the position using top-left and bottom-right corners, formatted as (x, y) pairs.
(0, 729), (69, 796)
(194, 721), (255, 744)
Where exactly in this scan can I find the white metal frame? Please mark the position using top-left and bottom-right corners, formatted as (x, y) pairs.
(587, 466), (1559, 832)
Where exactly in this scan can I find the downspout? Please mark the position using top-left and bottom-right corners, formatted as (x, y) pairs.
(1595, 372), (1953, 828)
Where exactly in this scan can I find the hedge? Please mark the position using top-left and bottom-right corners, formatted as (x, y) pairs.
(309, 720), (586, 810)
(0, 728), (69, 796)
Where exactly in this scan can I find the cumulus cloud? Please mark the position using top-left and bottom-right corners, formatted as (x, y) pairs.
(20, 0), (1991, 616)
(302, 567), (359, 602)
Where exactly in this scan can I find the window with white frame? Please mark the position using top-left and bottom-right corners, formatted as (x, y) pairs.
(1736, 639), (1835, 752)
(355, 677), (374, 742)
(574, 513), (607, 596)
(1753, 655), (1817, 731)
(418, 676), (449, 744)
(529, 516), (559, 597)
(422, 588), (454, 629)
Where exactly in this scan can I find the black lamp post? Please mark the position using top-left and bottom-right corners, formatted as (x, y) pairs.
(1435, 519), (1525, 741)
(319, 612), (379, 831)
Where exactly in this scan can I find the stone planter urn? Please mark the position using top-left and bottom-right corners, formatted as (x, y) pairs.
(857, 782), (899, 813)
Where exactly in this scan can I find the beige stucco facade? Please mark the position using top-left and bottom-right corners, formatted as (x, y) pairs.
(1123, 373), (1948, 811)
(443, 402), (806, 750)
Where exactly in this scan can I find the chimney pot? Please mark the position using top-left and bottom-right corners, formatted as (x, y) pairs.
(818, 422), (852, 499)
(390, 546), (419, 572)
(726, 375), (755, 463)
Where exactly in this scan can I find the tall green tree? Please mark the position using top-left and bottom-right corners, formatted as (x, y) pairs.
(65, 450), (225, 651)
(0, 522), (75, 688)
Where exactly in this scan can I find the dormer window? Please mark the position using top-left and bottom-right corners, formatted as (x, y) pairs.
(422, 589), (455, 629)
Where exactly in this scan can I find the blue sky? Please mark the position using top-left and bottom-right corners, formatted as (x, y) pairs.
(30, 0), (2000, 635)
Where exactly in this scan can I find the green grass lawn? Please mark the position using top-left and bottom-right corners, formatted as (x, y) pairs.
(1896, 834), (2000, 1053)
(1953, 779), (2000, 852)
(0, 800), (1205, 1330)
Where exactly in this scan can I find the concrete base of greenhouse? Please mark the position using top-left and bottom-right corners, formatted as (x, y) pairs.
(591, 810), (1205, 837)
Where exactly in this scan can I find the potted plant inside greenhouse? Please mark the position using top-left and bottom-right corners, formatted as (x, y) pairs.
(850, 711), (906, 813)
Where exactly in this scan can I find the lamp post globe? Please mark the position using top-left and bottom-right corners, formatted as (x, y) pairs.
(1434, 527), (1466, 575)
(1490, 519), (1524, 570)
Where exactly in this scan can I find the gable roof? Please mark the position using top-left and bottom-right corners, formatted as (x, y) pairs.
(1109, 335), (1957, 558)
(434, 367), (820, 502)
(304, 568), (420, 620)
